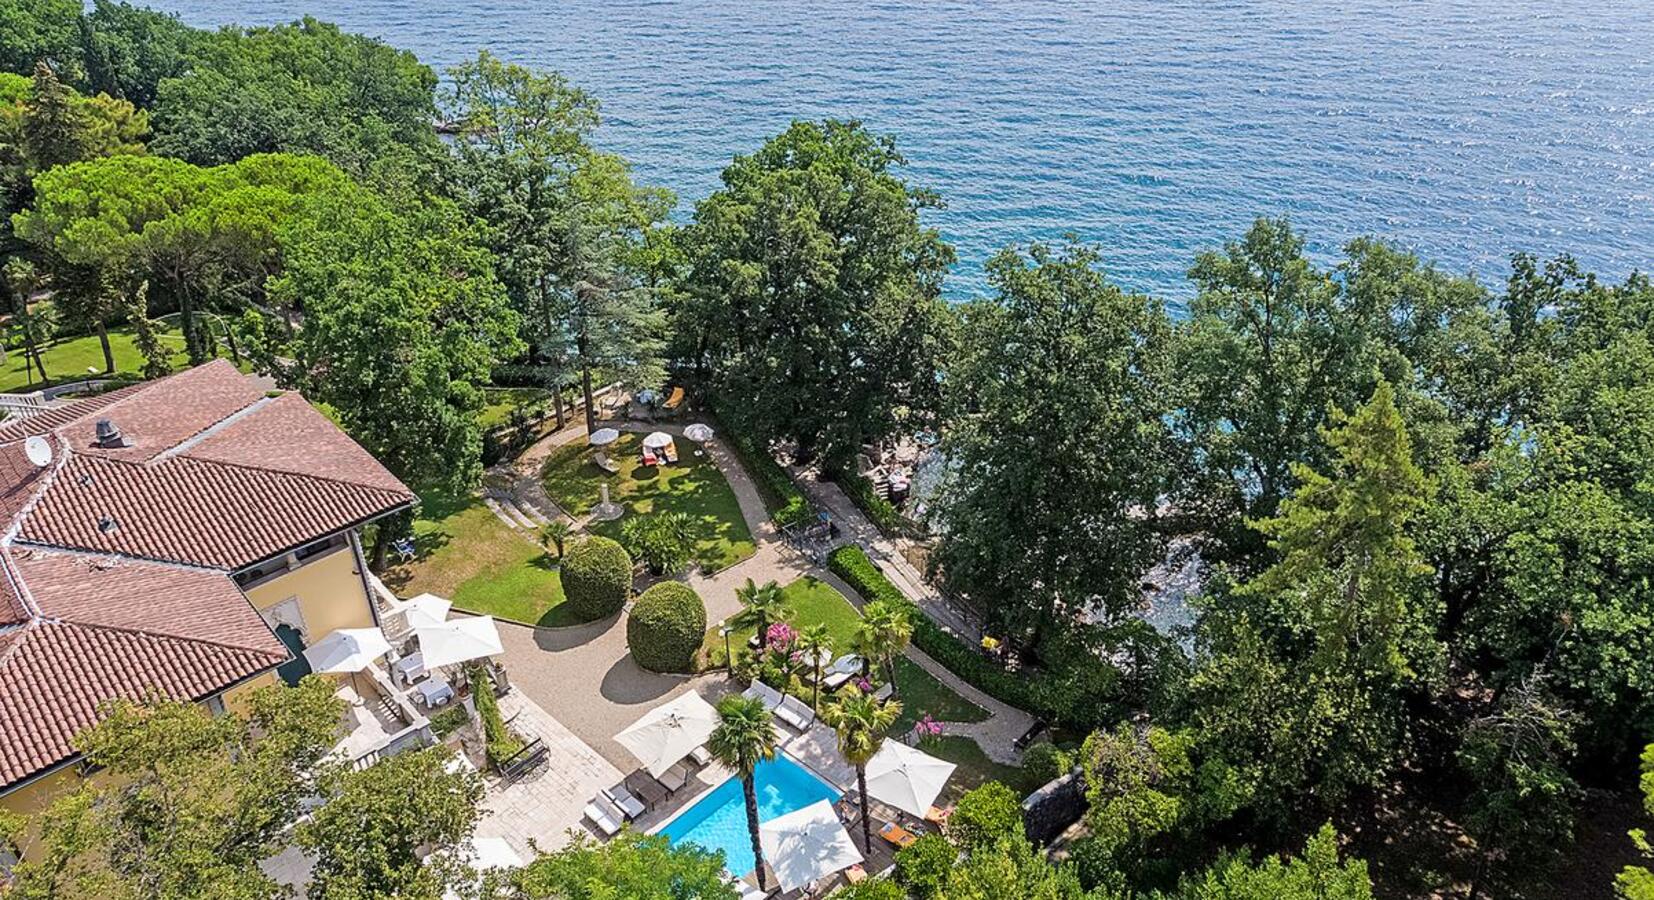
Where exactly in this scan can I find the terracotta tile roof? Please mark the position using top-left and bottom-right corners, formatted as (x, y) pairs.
(0, 618), (288, 788)
(0, 360), (417, 792)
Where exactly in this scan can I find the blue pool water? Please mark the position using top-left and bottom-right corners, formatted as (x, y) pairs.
(143, 1), (1654, 305)
(658, 756), (840, 876)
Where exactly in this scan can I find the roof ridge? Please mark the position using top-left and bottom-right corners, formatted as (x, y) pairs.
(8, 542), (230, 576)
(150, 394), (278, 464)
(169, 452), (416, 501)
(33, 615), (289, 661)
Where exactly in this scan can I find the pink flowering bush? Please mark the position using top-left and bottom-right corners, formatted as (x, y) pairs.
(855, 677), (875, 693)
(912, 714), (945, 739)
(766, 622), (797, 649)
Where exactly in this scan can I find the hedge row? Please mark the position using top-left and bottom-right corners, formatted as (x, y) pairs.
(826, 544), (1123, 732)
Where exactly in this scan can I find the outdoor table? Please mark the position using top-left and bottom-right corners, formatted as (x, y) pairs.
(416, 674), (453, 708)
(392, 652), (425, 685)
(624, 769), (669, 807)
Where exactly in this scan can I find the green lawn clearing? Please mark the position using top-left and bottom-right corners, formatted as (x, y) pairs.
(924, 735), (1039, 802)
(381, 486), (582, 628)
(891, 656), (990, 734)
(0, 328), (191, 392)
(701, 576), (864, 670)
(542, 431), (755, 571)
(479, 387), (554, 429)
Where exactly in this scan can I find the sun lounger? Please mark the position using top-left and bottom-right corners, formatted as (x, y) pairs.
(690, 745), (712, 767)
(662, 443), (679, 463)
(641, 449), (659, 466)
(846, 865), (867, 884)
(392, 538), (416, 562)
(743, 681), (784, 712)
(822, 670), (854, 691)
(584, 795), (625, 836)
(775, 694), (816, 731)
(925, 805), (952, 825)
(879, 821), (918, 849)
(603, 782), (646, 819)
(830, 653), (865, 675)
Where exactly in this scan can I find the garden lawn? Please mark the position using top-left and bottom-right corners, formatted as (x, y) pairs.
(700, 576), (862, 670)
(0, 328), (190, 392)
(924, 736), (1038, 802)
(542, 432), (755, 571)
(890, 656), (989, 734)
(382, 487), (581, 627)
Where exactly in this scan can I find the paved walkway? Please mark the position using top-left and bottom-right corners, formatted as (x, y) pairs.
(474, 691), (622, 857)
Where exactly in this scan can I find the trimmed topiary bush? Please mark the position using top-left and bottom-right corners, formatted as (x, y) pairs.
(561, 536), (633, 621)
(627, 582), (707, 673)
(1021, 742), (1074, 786)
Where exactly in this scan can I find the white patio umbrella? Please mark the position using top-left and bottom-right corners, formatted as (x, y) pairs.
(398, 593), (451, 630)
(642, 431), (674, 450)
(415, 616), (504, 669)
(615, 691), (720, 777)
(758, 800), (864, 893)
(865, 741), (957, 819)
(683, 422), (715, 443)
(589, 427), (620, 447)
(302, 627), (392, 705)
(303, 627), (392, 674)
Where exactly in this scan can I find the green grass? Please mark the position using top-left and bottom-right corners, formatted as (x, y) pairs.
(924, 736), (1038, 803)
(0, 328), (191, 392)
(382, 486), (582, 628)
(701, 576), (863, 670)
(478, 387), (554, 429)
(542, 432), (756, 571)
(891, 656), (990, 734)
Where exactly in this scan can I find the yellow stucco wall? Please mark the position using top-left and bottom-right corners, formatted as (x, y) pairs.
(242, 541), (377, 646)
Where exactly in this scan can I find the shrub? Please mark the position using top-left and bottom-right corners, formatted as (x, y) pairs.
(1021, 742), (1075, 786)
(470, 667), (524, 769)
(946, 782), (1025, 853)
(561, 536), (632, 620)
(627, 582), (707, 673)
(827, 544), (1123, 732)
(620, 511), (695, 575)
(839, 471), (908, 537)
(429, 704), (471, 739)
(895, 833), (957, 899)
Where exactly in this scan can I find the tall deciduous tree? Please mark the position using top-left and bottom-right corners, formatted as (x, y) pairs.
(444, 52), (671, 429)
(676, 119), (955, 471)
(1189, 381), (1435, 827)
(298, 748), (484, 900)
(3, 677), (343, 899)
(259, 186), (521, 506)
(932, 241), (1174, 641)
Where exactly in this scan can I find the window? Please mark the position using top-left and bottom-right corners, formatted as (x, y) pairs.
(204, 694), (227, 718)
(295, 535), (339, 562)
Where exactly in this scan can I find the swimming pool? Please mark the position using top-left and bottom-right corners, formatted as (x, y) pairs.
(658, 755), (840, 876)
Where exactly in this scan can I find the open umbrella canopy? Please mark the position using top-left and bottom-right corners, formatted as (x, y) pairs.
(865, 741), (957, 819)
(397, 593), (451, 630)
(642, 431), (674, 450)
(615, 691), (720, 777)
(589, 427), (620, 447)
(303, 627), (392, 674)
(759, 800), (864, 893)
(683, 423), (715, 443)
(415, 616), (504, 668)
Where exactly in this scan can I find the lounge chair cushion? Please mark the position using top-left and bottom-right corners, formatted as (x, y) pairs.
(584, 800), (623, 836)
(603, 784), (645, 819)
(776, 695), (816, 730)
(742, 681), (784, 711)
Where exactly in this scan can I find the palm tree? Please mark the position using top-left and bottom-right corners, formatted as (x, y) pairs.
(795, 624), (833, 711)
(539, 519), (573, 558)
(853, 600), (914, 695)
(737, 578), (789, 649)
(709, 695), (780, 891)
(822, 688), (902, 852)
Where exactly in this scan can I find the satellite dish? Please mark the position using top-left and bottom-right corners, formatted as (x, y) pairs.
(23, 436), (52, 468)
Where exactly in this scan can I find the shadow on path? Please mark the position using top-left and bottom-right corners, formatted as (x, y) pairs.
(600, 655), (681, 705)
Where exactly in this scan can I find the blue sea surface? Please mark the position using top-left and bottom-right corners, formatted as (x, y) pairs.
(145, 0), (1654, 304)
(657, 755), (840, 876)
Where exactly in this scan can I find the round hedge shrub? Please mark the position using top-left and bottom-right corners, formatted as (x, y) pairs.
(1020, 742), (1073, 786)
(561, 536), (633, 621)
(627, 582), (707, 673)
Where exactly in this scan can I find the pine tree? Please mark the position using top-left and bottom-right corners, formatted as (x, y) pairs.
(125, 281), (173, 379)
(22, 61), (90, 172)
